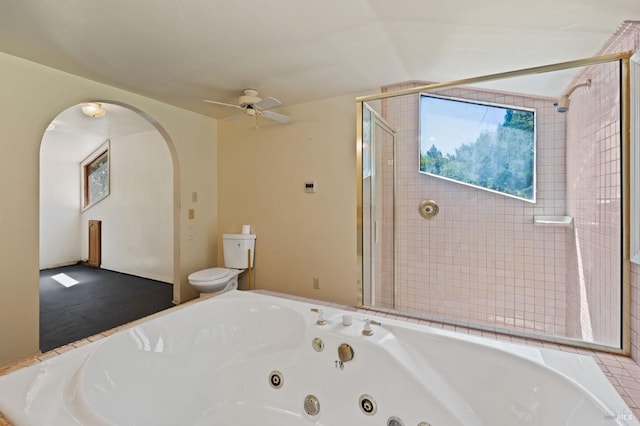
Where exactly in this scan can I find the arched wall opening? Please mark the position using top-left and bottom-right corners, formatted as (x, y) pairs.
(39, 101), (180, 330)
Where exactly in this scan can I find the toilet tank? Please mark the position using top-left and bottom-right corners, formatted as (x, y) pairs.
(223, 234), (256, 268)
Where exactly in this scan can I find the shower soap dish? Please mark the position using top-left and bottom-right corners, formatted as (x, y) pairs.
(533, 216), (573, 227)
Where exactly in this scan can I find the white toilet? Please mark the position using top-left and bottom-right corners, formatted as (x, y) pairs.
(188, 233), (256, 296)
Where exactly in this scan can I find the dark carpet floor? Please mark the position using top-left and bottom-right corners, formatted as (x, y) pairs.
(39, 264), (175, 352)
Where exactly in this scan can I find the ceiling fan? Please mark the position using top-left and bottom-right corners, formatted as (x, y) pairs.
(202, 89), (291, 125)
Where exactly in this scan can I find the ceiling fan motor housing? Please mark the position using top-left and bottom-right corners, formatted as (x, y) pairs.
(239, 89), (261, 106)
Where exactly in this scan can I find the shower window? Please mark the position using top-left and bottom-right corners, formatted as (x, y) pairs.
(419, 94), (535, 202)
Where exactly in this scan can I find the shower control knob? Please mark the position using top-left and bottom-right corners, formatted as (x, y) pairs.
(418, 199), (439, 219)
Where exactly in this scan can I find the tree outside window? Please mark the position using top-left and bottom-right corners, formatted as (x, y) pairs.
(419, 94), (536, 202)
(81, 141), (110, 209)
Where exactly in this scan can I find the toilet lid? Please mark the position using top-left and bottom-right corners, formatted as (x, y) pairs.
(188, 267), (235, 283)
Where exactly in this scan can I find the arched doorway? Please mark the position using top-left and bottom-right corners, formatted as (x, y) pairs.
(39, 101), (178, 350)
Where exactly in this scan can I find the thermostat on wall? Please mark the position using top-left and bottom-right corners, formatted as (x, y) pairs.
(304, 182), (316, 193)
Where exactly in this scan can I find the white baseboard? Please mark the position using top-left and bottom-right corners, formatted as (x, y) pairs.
(99, 265), (173, 285)
(39, 260), (82, 270)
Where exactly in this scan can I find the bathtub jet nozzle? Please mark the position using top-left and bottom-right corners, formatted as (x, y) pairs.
(304, 395), (321, 416)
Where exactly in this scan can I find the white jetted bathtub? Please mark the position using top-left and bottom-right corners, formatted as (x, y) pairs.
(0, 290), (636, 425)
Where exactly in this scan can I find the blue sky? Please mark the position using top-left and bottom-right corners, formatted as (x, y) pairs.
(420, 95), (508, 157)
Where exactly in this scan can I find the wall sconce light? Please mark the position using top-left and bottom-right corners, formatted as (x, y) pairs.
(81, 102), (106, 118)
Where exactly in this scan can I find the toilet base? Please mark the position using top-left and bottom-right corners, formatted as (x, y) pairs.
(198, 292), (218, 299)
(188, 270), (242, 296)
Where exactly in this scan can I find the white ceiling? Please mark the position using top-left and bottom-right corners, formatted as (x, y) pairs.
(42, 103), (157, 162)
(3, 1), (640, 121)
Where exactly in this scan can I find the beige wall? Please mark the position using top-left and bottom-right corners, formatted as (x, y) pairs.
(0, 51), (218, 367)
(218, 95), (358, 306)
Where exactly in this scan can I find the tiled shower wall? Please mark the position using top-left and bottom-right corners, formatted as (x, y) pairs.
(381, 83), (570, 336)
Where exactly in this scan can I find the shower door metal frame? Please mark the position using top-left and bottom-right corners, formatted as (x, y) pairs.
(356, 51), (633, 355)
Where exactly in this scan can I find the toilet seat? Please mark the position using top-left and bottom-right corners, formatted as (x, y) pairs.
(188, 267), (237, 284)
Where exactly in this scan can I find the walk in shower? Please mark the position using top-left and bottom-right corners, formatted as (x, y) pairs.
(357, 52), (635, 351)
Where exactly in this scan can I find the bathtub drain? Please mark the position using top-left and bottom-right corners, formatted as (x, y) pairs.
(304, 395), (321, 416)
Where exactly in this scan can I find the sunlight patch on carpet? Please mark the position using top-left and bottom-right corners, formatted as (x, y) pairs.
(52, 273), (80, 288)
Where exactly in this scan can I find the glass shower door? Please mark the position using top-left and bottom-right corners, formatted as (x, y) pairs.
(362, 104), (396, 309)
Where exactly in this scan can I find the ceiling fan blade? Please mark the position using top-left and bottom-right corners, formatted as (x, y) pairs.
(262, 110), (291, 124)
(254, 97), (281, 110)
(202, 99), (243, 110)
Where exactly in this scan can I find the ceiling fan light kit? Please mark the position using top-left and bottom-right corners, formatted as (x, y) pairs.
(202, 89), (291, 126)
